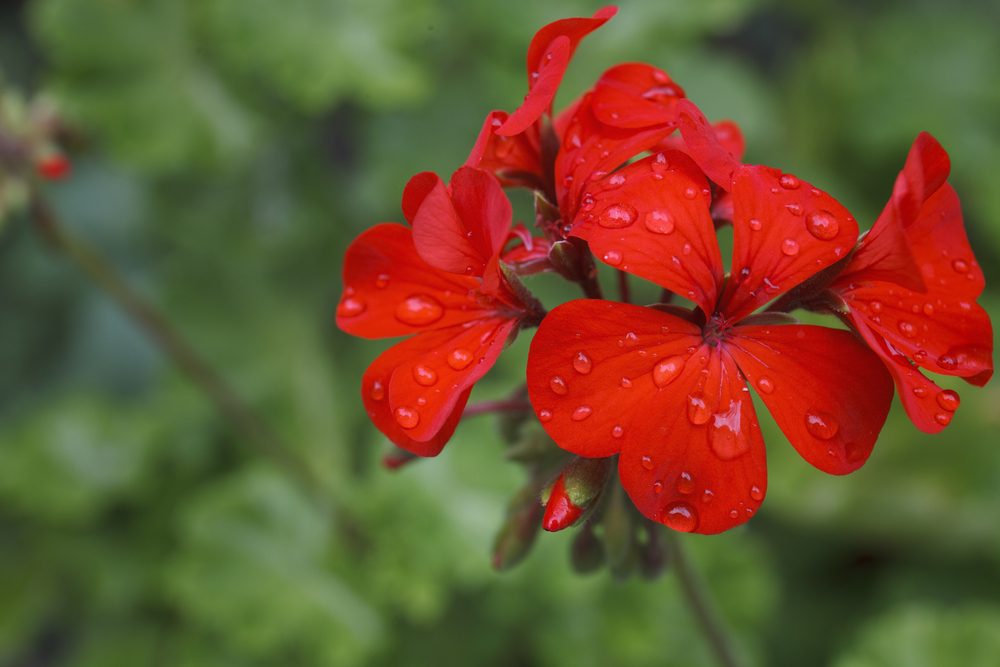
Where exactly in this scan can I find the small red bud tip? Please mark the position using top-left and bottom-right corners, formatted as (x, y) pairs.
(542, 476), (584, 532)
(381, 449), (418, 470)
(37, 155), (71, 180)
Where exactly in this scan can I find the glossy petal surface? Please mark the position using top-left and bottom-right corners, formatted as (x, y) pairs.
(721, 166), (859, 321)
(570, 151), (723, 315)
(674, 99), (742, 189)
(590, 63), (684, 128)
(465, 110), (543, 189)
(727, 325), (893, 474)
(336, 224), (490, 339)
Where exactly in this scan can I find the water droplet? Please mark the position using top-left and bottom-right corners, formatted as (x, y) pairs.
(869, 300), (883, 314)
(597, 203), (638, 228)
(620, 376), (633, 388)
(549, 375), (569, 395)
(936, 389), (959, 412)
(952, 259), (969, 273)
(711, 400), (748, 460)
(394, 406), (420, 430)
(912, 386), (928, 398)
(677, 472), (695, 495)
(702, 489), (714, 503)
(805, 210), (840, 240)
(682, 242), (693, 255)
(748, 218), (763, 231)
(756, 376), (775, 394)
(395, 294), (445, 326)
(687, 393), (710, 425)
(644, 209), (675, 234)
(612, 425), (624, 438)
(608, 173), (627, 187)
(898, 321), (916, 338)
(750, 485), (764, 501)
(653, 481), (664, 494)
(785, 203), (803, 216)
(641, 455), (654, 470)
(413, 365), (438, 386)
(374, 273), (390, 288)
(663, 502), (698, 532)
(937, 355), (957, 370)
(922, 303), (935, 316)
(571, 405), (592, 421)
(337, 297), (366, 318)
(805, 410), (839, 440)
(370, 380), (385, 401)
(603, 249), (623, 266)
(935, 412), (953, 426)
(779, 174), (801, 189)
(781, 238), (800, 256)
(683, 187), (698, 200)
(653, 355), (685, 388)
(572, 351), (593, 374)
(538, 409), (552, 422)
(447, 348), (473, 370)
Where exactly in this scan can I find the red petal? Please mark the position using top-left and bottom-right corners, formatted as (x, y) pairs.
(555, 92), (677, 218)
(37, 154), (72, 180)
(498, 6), (618, 136)
(465, 110), (544, 189)
(336, 224), (494, 339)
(674, 99), (742, 189)
(362, 340), (472, 456)
(720, 165), (859, 321)
(386, 317), (519, 442)
(542, 476), (584, 532)
(656, 118), (745, 164)
(839, 284), (992, 383)
(726, 325), (893, 474)
(411, 167), (512, 276)
(590, 63), (685, 128)
(570, 150), (723, 315)
(526, 300), (766, 534)
(401, 171), (438, 225)
(847, 313), (961, 434)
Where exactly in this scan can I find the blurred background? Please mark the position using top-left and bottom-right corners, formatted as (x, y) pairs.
(2, 0), (1000, 665)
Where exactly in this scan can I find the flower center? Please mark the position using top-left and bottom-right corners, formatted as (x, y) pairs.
(702, 313), (731, 347)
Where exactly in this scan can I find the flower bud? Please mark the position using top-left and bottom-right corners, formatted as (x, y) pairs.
(381, 447), (418, 470)
(540, 456), (612, 532)
(570, 523), (605, 574)
(492, 481), (544, 571)
(36, 154), (71, 180)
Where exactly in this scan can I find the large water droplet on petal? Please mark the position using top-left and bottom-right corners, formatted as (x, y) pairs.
(607, 173), (627, 187)
(413, 365), (438, 386)
(652, 355), (685, 388)
(597, 203), (637, 228)
(687, 393), (710, 425)
(952, 259), (969, 273)
(748, 218), (763, 231)
(572, 351), (593, 374)
(781, 238), (800, 256)
(677, 472), (695, 495)
(394, 406), (420, 430)
(662, 502), (698, 532)
(779, 174), (801, 189)
(612, 424), (624, 438)
(806, 210), (839, 240)
(756, 376), (775, 394)
(936, 389), (960, 412)
(750, 484), (764, 501)
(683, 187), (698, 200)
(337, 296), (366, 318)
(447, 348), (474, 370)
(370, 380), (385, 401)
(934, 412), (953, 426)
(538, 409), (552, 422)
(710, 399), (749, 460)
(549, 375), (569, 395)
(644, 209), (675, 235)
(805, 409), (839, 440)
(395, 294), (445, 326)
(603, 249), (624, 266)
(571, 405), (593, 421)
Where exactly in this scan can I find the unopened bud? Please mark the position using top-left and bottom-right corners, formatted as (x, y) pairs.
(603, 482), (636, 580)
(381, 447), (418, 470)
(637, 522), (669, 579)
(570, 523), (605, 574)
(492, 481), (544, 571)
(541, 457), (612, 532)
(36, 154), (70, 180)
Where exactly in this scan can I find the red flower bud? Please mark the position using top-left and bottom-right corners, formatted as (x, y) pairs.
(36, 154), (71, 180)
(541, 456), (613, 532)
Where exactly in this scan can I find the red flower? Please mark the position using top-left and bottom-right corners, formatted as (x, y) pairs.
(36, 154), (71, 180)
(336, 167), (538, 455)
(527, 147), (896, 534)
(823, 133), (993, 432)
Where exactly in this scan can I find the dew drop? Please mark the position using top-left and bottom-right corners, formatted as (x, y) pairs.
(785, 203), (803, 216)
(413, 365), (438, 386)
(620, 376), (633, 388)
(936, 389), (960, 412)
(935, 412), (953, 426)
(395, 293), (445, 326)
(677, 472), (695, 495)
(779, 174), (801, 189)
(729, 509), (739, 519)
(922, 302), (935, 316)
(612, 425), (624, 438)
(869, 300), (883, 314)
(644, 208), (676, 234)
(898, 321), (916, 338)
(952, 259), (969, 273)
(912, 386), (928, 398)
(641, 455), (654, 470)
(662, 502), (698, 532)
(652, 481), (664, 495)
(683, 186), (698, 200)
(337, 296), (366, 318)
(538, 409), (552, 423)
(756, 376), (775, 394)
(805, 210), (840, 240)
(937, 355), (957, 370)
(603, 249), (624, 266)
(750, 485), (764, 501)
(805, 410), (839, 440)
(572, 351), (593, 374)
(781, 238), (800, 256)
(687, 393), (711, 425)
(608, 173), (627, 187)
(710, 400), (748, 460)
(653, 355), (685, 388)
(394, 406), (420, 430)
(748, 218), (763, 231)
(370, 380), (385, 401)
(447, 348), (474, 370)
(702, 489), (715, 503)
(571, 405), (593, 421)
(549, 375), (569, 395)
(597, 203), (638, 228)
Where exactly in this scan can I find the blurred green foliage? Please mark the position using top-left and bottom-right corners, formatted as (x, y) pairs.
(1, 0), (999, 665)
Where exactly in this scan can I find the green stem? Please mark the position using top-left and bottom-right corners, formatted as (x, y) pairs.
(28, 192), (330, 506)
(665, 532), (744, 667)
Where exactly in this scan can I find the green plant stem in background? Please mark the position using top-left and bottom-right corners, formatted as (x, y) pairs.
(27, 191), (331, 508)
(665, 532), (745, 667)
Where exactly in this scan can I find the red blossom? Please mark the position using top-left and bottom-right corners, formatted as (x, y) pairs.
(36, 154), (71, 180)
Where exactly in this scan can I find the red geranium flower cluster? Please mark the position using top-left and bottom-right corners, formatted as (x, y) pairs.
(336, 7), (992, 541)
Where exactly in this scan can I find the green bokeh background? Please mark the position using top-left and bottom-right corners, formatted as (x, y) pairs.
(2, 1), (999, 665)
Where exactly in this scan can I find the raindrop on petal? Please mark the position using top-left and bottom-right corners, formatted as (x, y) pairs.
(748, 218), (763, 231)
(571, 405), (593, 421)
(687, 393), (710, 425)
(662, 502), (698, 532)
(677, 472), (695, 495)
(447, 348), (474, 370)
(952, 259), (969, 273)
(572, 351), (593, 374)
(603, 249), (623, 266)
(549, 375), (569, 395)
(597, 203), (638, 228)
(413, 365), (438, 386)
(750, 485), (764, 501)
(641, 455), (654, 470)
(805, 410), (839, 440)
(781, 238), (800, 256)
(394, 406), (420, 430)
(538, 409), (552, 423)
(337, 297), (366, 318)
(779, 174), (801, 189)
(395, 294), (445, 326)
(806, 210), (840, 240)
(370, 380), (385, 401)
(612, 425), (624, 438)
(652, 355), (685, 388)
(756, 376), (775, 394)
(936, 389), (960, 412)
(644, 209), (675, 234)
